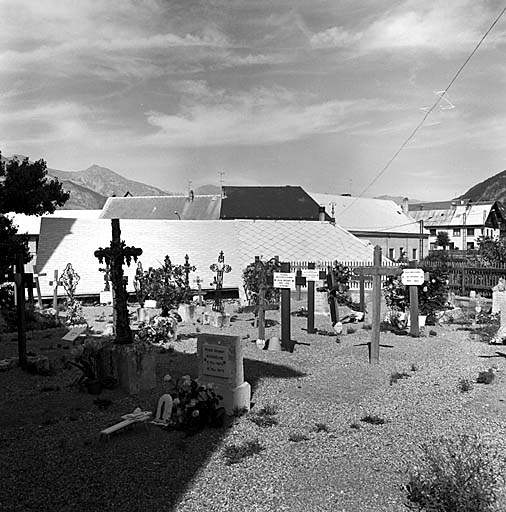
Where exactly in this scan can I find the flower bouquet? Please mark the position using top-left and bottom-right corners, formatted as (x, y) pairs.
(135, 312), (180, 349)
(164, 374), (225, 432)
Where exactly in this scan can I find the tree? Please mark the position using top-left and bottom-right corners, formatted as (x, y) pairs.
(436, 231), (450, 250)
(0, 153), (69, 283)
(478, 236), (506, 265)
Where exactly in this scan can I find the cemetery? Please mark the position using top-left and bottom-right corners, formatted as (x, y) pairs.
(2, 225), (506, 511)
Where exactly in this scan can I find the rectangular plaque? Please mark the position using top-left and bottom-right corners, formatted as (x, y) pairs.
(273, 272), (296, 290)
(100, 291), (113, 305)
(202, 345), (231, 378)
(301, 269), (321, 281)
(62, 325), (87, 341)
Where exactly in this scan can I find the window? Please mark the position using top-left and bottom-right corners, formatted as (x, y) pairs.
(430, 243), (436, 250)
(453, 228), (460, 236)
(388, 248), (395, 260)
(467, 228), (474, 236)
(412, 248), (417, 260)
(429, 229), (436, 236)
(467, 242), (475, 250)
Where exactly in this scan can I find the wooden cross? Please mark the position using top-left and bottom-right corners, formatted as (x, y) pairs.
(94, 219), (142, 344)
(32, 265), (47, 309)
(48, 270), (61, 310)
(209, 251), (231, 312)
(354, 246), (402, 363)
(182, 254), (195, 290)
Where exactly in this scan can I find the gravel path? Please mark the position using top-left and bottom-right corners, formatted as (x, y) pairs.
(1, 305), (506, 512)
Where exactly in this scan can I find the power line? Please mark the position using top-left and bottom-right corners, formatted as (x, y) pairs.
(348, 3), (506, 207)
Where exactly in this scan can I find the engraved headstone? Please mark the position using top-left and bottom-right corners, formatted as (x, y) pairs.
(197, 333), (250, 414)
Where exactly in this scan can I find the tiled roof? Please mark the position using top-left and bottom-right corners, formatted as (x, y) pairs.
(36, 219), (376, 297)
(410, 203), (496, 227)
(99, 195), (221, 220)
(221, 186), (327, 220)
(310, 193), (420, 234)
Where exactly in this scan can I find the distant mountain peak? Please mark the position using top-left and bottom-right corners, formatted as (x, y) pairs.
(458, 168), (506, 203)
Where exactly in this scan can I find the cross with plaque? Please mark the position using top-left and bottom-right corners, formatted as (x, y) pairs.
(354, 246), (402, 363)
(94, 219), (142, 344)
(401, 263), (425, 337)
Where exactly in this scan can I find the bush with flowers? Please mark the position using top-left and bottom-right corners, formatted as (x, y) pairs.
(163, 374), (225, 432)
(135, 312), (181, 348)
(383, 268), (450, 326)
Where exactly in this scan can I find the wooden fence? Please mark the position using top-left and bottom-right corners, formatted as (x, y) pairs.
(289, 260), (506, 298)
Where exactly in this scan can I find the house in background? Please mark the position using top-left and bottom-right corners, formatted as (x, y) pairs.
(35, 218), (377, 302)
(309, 193), (428, 261)
(409, 200), (506, 251)
(99, 186), (330, 222)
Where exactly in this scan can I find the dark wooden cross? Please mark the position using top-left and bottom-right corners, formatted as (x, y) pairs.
(94, 219), (142, 344)
(14, 253), (27, 370)
(32, 264), (47, 309)
(354, 246), (402, 363)
(210, 251), (231, 312)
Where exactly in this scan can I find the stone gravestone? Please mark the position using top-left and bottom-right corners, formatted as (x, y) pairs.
(492, 278), (506, 314)
(314, 279), (329, 316)
(197, 333), (250, 414)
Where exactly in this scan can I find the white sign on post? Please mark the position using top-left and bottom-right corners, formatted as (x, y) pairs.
(273, 272), (296, 290)
(401, 269), (425, 286)
(301, 269), (321, 282)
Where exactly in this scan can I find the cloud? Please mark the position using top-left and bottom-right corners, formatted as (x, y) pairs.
(143, 83), (388, 147)
(310, 1), (506, 54)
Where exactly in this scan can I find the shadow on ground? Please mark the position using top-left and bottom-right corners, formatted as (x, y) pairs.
(0, 349), (304, 512)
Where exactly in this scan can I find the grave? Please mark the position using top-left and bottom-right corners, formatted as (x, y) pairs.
(492, 278), (506, 314)
(94, 219), (156, 395)
(197, 333), (251, 414)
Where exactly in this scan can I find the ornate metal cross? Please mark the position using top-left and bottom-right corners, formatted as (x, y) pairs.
(94, 219), (142, 344)
(210, 250), (231, 312)
(60, 263), (80, 302)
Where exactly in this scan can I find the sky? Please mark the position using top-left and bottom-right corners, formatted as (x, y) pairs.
(2, 0), (506, 200)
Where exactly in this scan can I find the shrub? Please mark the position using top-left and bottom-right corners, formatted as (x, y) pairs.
(458, 378), (473, 393)
(360, 414), (387, 425)
(405, 434), (503, 512)
(223, 439), (264, 465)
(242, 257), (281, 306)
(390, 371), (411, 385)
(477, 369), (495, 385)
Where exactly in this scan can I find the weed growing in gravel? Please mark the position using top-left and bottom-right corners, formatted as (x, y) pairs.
(350, 422), (361, 430)
(288, 432), (309, 442)
(232, 406), (249, 417)
(346, 326), (357, 335)
(390, 371), (411, 385)
(477, 369), (495, 385)
(411, 363), (419, 372)
(405, 434), (503, 512)
(315, 423), (330, 433)
(360, 414), (387, 425)
(362, 324), (372, 331)
(248, 404), (279, 427)
(458, 377), (474, 393)
(223, 439), (265, 465)
(429, 329), (437, 337)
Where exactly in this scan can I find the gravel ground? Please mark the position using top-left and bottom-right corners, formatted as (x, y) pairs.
(1, 302), (506, 512)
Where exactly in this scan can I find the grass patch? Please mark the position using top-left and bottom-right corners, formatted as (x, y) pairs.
(360, 414), (387, 425)
(477, 369), (495, 385)
(458, 377), (474, 393)
(315, 423), (330, 433)
(288, 432), (309, 443)
(406, 434), (503, 512)
(223, 439), (265, 465)
(390, 371), (411, 385)
(248, 404), (279, 427)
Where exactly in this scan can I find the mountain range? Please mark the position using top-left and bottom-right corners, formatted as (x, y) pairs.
(4, 153), (506, 209)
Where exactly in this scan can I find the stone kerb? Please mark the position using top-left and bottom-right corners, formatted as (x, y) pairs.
(197, 333), (251, 414)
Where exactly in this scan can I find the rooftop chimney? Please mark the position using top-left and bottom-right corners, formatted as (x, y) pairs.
(318, 205), (326, 222)
(401, 197), (409, 215)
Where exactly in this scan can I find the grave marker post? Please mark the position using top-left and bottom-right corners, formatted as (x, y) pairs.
(15, 252), (27, 370)
(408, 261), (422, 337)
(354, 246), (402, 363)
(32, 265), (46, 309)
(326, 265), (340, 324)
(195, 276), (205, 306)
(51, 270), (59, 310)
(307, 262), (316, 334)
(210, 251), (231, 313)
